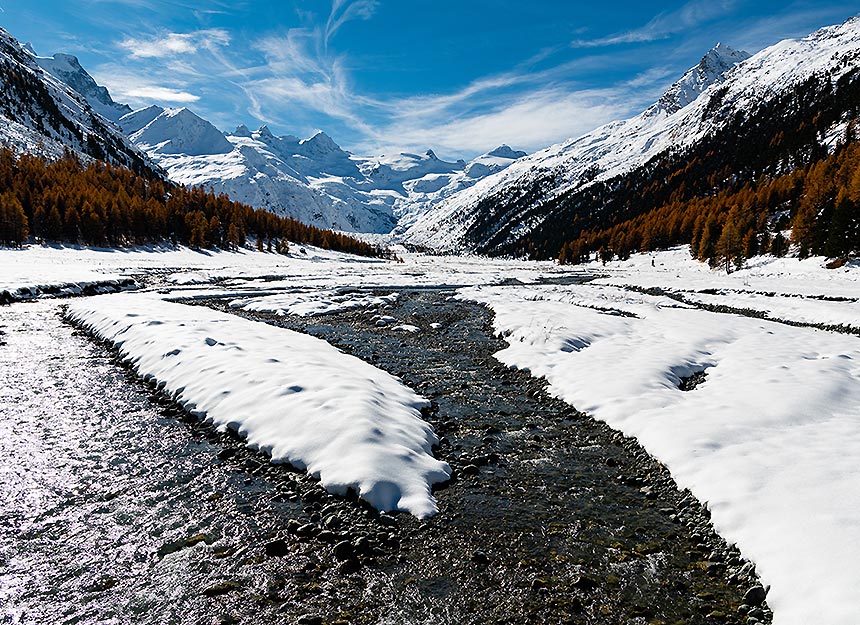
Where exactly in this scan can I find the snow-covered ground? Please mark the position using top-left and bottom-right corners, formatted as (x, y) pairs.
(0, 242), (562, 297)
(66, 293), (450, 518)
(461, 248), (860, 625)
(231, 290), (399, 318)
(3, 242), (860, 623)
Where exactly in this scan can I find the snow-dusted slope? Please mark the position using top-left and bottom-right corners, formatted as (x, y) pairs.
(121, 105), (528, 233)
(34, 52), (131, 123)
(0, 29), (152, 172)
(403, 17), (860, 251)
(122, 106), (233, 156)
(651, 43), (750, 115)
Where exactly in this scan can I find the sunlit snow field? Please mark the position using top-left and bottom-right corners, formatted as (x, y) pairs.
(2, 243), (859, 625)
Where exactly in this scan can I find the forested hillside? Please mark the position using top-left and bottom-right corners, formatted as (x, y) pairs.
(558, 136), (860, 268)
(0, 147), (386, 258)
(475, 67), (860, 265)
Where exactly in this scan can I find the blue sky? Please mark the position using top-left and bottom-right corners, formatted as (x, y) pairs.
(2, 1), (858, 158)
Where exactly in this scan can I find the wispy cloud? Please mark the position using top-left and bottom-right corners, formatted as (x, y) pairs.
(572, 0), (737, 48)
(123, 86), (199, 102)
(232, 2), (672, 158)
(325, 0), (378, 48)
(87, 0), (854, 160)
(90, 64), (201, 105)
(119, 29), (230, 59)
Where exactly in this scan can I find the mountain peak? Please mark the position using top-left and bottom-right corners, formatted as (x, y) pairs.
(301, 131), (341, 154)
(487, 145), (527, 160)
(700, 42), (749, 73)
(35, 51), (132, 122)
(127, 106), (233, 156)
(651, 42), (750, 116)
(233, 124), (252, 137)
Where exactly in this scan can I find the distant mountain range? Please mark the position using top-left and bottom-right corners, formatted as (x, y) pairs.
(0, 29), (527, 234)
(1, 16), (859, 253)
(116, 104), (525, 233)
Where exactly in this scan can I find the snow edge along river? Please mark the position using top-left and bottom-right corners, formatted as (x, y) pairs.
(65, 292), (451, 519)
(458, 283), (860, 625)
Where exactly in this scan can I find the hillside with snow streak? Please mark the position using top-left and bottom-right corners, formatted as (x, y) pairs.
(404, 17), (860, 252)
(66, 293), (451, 518)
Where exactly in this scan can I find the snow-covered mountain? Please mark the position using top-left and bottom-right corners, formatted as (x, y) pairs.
(35, 52), (132, 123)
(402, 17), (860, 252)
(116, 103), (527, 233)
(3, 25), (526, 235)
(651, 43), (750, 115)
(0, 28), (152, 173)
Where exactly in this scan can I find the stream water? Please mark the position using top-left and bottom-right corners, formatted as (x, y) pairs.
(0, 293), (770, 624)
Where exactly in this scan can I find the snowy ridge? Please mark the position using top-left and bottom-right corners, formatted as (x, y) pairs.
(0, 28), (152, 171)
(66, 293), (451, 518)
(118, 104), (528, 232)
(403, 16), (860, 251)
(34, 52), (131, 123)
(650, 43), (750, 115)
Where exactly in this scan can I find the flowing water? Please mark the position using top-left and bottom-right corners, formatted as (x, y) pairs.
(0, 294), (770, 625)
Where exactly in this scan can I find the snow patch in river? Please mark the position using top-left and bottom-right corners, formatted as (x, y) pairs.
(66, 293), (450, 518)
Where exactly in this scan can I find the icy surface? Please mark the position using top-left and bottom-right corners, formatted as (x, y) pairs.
(66, 293), (451, 518)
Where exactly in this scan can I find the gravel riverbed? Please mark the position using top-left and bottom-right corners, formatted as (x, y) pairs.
(0, 292), (773, 625)
(199, 289), (772, 625)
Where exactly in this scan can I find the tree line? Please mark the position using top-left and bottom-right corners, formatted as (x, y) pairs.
(465, 66), (860, 263)
(558, 138), (860, 269)
(0, 147), (388, 259)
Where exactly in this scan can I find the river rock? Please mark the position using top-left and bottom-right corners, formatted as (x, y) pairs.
(743, 585), (767, 606)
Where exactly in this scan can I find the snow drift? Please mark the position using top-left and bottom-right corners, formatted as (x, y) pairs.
(66, 293), (451, 518)
(461, 282), (860, 625)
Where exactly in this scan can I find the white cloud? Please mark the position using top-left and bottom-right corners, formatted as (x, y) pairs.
(120, 29), (230, 59)
(123, 86), (200, 102)
(572, 0), (737, 48)
(91, 65), (200, 106)
(358, 81), (648, 158)
(325, 0), (378, 47)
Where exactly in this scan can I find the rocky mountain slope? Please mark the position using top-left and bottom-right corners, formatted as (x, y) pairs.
(402, 17), (860, 254)
(0, 28), (153, 174)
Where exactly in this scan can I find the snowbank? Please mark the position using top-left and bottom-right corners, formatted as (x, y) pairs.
(66, 294), (450, 518)
(232, 289), (398, 317)
(461, 283), (860, 625)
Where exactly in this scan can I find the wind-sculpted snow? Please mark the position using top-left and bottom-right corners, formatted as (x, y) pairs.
(65, 294), (451, 518)
(461, 281), (860, 625)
